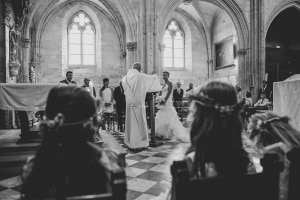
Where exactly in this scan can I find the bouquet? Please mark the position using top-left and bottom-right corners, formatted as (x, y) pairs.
(156, 96), (166, 105)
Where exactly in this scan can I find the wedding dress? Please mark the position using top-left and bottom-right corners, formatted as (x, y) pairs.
(155, 83), (190, 143)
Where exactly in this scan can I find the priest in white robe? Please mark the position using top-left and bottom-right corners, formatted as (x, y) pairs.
(122, 63), (161, 150)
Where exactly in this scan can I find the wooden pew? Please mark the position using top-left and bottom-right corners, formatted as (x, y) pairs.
(23, 167), (126, 200)
(171, 154), (284, 200)
(287, 147), (300, 200)
(100, 130), (127, 167)
(66, 168), (126, 200)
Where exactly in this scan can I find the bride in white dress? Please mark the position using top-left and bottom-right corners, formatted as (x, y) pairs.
(155, 71), (189, 143)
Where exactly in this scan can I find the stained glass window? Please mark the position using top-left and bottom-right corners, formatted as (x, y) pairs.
(68, 12), (95, 66)
(163, 20), (184, 68)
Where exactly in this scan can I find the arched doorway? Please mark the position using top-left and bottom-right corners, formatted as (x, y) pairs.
(265, 7), (300, 83)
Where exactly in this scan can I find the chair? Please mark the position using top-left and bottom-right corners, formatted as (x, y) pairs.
(171, 154), (284, 200)
(287, 147), (300, 200)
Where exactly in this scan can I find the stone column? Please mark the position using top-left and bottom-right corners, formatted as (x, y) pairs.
(126, 42), (137, 70)
(250, 0), (264, 100)
(237, 49), (248, 95)
(20, 37), (31, 83)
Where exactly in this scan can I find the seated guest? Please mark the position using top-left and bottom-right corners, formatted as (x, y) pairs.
(245, 91), (253, 106)
(247, 112), (300, 200)
(21, 87), (120, 199)
(82, 78), (96, 97)
(185, 83), (194, 98)
(254, 92), (270, 110)
(59, 71), (77, 86)
(99, 78), (114, 130)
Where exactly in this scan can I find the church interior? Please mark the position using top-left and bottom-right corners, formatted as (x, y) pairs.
(1, 0), (300, 200)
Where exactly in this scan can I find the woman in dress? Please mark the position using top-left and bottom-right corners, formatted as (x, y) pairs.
(99, 78), (114, 130)
(155, 71), (189, 142)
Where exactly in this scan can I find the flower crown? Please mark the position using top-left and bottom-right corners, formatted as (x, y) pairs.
(39, 112), (98, 132)
(190, 92), (244, 115)
(256, 116), (289, 130)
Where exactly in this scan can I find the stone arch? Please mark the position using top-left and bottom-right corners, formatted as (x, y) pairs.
(159, 0), (249, 85)
(265, 0), (300, 37)
(22, 0), (137, 44)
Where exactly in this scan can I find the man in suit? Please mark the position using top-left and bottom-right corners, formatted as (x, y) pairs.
(258, 80), (272, 101)
(173, 82), (184, 109)
(173, 82), (184, 101)
(59, 71), (77, 86)
(113, 81), (126, 132)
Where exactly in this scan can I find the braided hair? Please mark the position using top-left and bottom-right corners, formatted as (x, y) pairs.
(186, 81), (249, 177)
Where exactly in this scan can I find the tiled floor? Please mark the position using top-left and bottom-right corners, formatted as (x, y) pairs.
(0, 129), (257, 200)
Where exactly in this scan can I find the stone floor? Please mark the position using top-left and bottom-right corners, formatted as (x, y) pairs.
(0, 128), (259, 200)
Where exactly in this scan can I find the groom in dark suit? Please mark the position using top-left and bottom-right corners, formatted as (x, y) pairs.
(113, 81), (126, 132)
(173, 82), (184, 108)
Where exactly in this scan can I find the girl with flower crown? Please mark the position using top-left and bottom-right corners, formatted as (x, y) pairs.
(21, 87), (121, 199)
(150, 81), (249, 200)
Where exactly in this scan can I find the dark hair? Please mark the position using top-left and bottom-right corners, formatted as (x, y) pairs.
(21, 87), (106, 198)
(187, 81), (249, 177)
(66, 71), (73, 76)
(260, 92), (266, 96)
(163, 71), (170, 77)
(246, 91), (251, 98)
(100, 78), (109, 92)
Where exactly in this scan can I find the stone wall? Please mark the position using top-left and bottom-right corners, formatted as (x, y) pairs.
(39, 2), (124, 94)
(211, 9), (238, 86)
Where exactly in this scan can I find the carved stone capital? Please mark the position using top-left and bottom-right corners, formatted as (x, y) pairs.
(127, 42), (137, 51)
(236, 49), (247, 56)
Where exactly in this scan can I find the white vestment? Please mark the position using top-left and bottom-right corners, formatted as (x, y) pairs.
(122, 69), (161, 149)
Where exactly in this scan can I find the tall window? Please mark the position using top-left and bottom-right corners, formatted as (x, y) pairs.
(68, 12), (95, 66)
(163, 20), (184, 68)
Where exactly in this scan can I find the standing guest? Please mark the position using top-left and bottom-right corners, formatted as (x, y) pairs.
(121, 62), (161, 150)
(82, 78), (96, 97)
(113, 81), (126, 132)
(173, 82), (184, 102)
(235, 85), (243, 102)
(21, 87), (120, 199)
(185, 83), (194, 98)
(258, 80), (272, 101)
(59, 71), (77, 86)
(99, 78), (114, 130)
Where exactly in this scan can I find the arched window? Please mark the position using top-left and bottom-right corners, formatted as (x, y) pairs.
(68, 12), (95, 66)
(163, 20), (184, 68)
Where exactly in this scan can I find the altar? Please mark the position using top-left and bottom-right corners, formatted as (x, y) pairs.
(0, 83), (57, 140)
(273, 79), (300, 130)
(0, 83), (57, 111)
